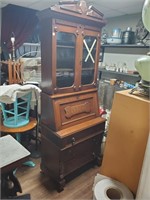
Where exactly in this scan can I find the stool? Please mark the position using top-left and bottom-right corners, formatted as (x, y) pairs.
(0, 92), (31, 128)
(0, 90), (36, 167)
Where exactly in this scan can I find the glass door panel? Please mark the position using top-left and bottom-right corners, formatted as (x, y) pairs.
(81, 36), (97, 85)
(56, 32), (75, 88)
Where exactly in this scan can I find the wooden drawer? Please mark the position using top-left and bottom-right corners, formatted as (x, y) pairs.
(41, 117), (105, 148)
(61, 134), (102, 162)
(41, 133), (103, 180)
(60, 121), (105, 148)
(61, 134), (102, 176)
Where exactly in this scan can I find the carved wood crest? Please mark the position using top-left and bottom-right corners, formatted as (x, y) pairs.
(52, 0), (104, 20)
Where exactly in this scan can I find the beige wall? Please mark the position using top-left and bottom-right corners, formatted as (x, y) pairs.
(101, 13), (150, 71)
(104, 13), (141, 35)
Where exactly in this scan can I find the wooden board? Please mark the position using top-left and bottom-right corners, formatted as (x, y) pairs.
(100, 90), (150, 195)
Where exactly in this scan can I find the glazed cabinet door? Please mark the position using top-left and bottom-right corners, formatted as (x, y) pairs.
(52, 20), (78, 94)
(81, 28), (101, 90)
(51, 20), (101, 94)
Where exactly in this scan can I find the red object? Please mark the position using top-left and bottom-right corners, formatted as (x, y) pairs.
(99, 108), (107, 116)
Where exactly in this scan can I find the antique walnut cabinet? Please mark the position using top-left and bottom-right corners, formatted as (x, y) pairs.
(38, 0), (106, 191)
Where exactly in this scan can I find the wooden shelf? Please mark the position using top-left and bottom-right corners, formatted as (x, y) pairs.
(101, 44), (150, 48)
(100, 44), (150, 62)
(99, 68), (141, 84)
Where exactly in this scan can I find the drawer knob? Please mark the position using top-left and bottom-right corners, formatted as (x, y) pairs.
(92, 152), (96, 158)
(71, 137), (76, 145)
(93, 138), (96, 142)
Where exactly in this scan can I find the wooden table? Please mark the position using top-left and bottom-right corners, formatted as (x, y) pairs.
(0, 117), (37, 134)
(0, 135), (30, 199)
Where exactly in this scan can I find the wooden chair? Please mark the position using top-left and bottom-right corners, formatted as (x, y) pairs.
(1, 59), (23, 85)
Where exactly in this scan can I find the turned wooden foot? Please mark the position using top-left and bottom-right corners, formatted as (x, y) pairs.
(56, 178), (66, 192)
(96, 156), (102, 166)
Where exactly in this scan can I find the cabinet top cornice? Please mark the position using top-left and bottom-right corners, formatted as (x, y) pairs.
(38, 0), (106, 28)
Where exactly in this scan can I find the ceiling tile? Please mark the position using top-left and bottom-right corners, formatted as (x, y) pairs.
(104, 9), (126, 18)
(0, 0), (146, 18)
(26, 0), (57, 10)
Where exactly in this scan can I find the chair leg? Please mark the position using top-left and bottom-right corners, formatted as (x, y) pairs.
(13, 168), (18, 175)
(15, 133), (35, 168)
(15, 133), (21, 143)
(23, 161), (35, 167)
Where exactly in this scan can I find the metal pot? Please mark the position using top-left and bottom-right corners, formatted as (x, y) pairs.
(122, 27), (135, 44)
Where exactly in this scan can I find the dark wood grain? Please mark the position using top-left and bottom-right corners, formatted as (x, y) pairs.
(38, 0), (105, 191)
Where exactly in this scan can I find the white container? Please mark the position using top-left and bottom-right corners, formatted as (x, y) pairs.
(93, 178), (134, 200)
(107, 37), (121, 44)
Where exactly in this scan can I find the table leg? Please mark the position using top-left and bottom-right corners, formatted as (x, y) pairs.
(1, 171), (22, 199)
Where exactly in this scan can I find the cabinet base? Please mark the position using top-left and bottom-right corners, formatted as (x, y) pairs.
(40, 118), (105, 192)
(41, 160), (100, 192)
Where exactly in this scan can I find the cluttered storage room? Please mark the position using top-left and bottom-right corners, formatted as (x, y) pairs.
(0, 0), (150, 199)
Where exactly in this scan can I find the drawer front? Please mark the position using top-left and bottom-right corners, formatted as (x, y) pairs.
(41, 90), (101, 132)
(41, 119), (105, 149)
(53, 91), (99, 130)
(61, 121), (105, 148)
(61, 134), (102, 176)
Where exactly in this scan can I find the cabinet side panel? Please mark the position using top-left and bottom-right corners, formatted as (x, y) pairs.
(41, 92), (56, 130)
(41, 133), (60, 181)
(40, 18), (53, 94)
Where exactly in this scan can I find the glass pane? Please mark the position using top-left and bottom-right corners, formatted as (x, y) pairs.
(81, 36), (97, 85)
(56, 32), (75, 88)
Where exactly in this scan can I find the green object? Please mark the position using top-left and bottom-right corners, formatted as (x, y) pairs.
(135, 54), (150, 83)
(142, 0), (150, 32)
